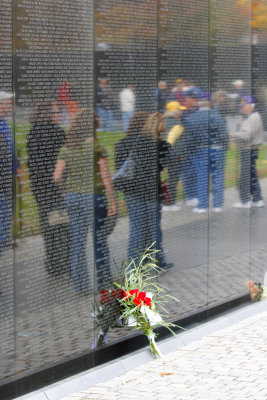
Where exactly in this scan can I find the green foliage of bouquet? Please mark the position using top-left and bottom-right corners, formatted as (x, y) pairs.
(114, 245), (184, 357)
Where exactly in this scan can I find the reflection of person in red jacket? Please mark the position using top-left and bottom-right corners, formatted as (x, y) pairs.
(58, 81), (70, 105)
(57, 81), (79, 128)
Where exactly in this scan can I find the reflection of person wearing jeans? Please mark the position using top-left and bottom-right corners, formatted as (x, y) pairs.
(0, 91), (17, 256)
(230, 97), (264, 209)
(0, 133), (12, 256)
(186, 94), (228, 213)
(116, 112), (173, 269)
(54, 109), (116, 294)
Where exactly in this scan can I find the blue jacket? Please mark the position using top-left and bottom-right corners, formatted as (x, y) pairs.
(186, 108), (228, 153)
(0, 118), (19, 172)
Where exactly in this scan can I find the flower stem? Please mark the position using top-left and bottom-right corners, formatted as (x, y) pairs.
(147, 333), (162, 358)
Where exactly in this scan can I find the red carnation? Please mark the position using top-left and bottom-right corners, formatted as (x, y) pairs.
(133, 297), (142, 308)
(138, 292), (146, 301)
(144, 297), (152, 306)
(129, 289), (139, 297)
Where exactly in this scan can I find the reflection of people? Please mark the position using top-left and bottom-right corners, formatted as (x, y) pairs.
(0, 129), (12, 257)
(232, 80), (247, 99)
(116, 112), (172, 269)
(57, 82), (80, 128)
(0, 91), (16, 256)
(163, 101), (187, 211)
(0, 91), (21, 176)
(120, 85), (135, 132)
(211, 90), (228, 124)
(54, 109), (116, 294)
(171, 78), (186, 106)
(27, 100), (66, 271)
(96, 78), (115, 132)
(155, 81), (170, 112)
(181, 88), (200, 206)
(186, 93), (228, 213)
(230, 97), (264, 208)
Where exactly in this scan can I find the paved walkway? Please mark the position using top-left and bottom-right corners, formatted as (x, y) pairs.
(61, 303), (267, 400)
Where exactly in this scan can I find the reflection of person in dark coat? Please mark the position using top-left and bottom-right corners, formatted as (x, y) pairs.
(27, 100), (65, 269)
(115, 112), (173, 269)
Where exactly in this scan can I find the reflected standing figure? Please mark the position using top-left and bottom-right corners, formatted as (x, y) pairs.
(163, 101), (187, 211)
(54, 109), (116, 294)
(27, 100), (66, 271)
(116, 112), (172, 269)
(0, 92), (13, 257)
(96, 79), (115, 132)
(120, 85), (135, 132)
(186, 93), (228, 213)
(181, 88), (200, 206)
(230, 96), (264, 208)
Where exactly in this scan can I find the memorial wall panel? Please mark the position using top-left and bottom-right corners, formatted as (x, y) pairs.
(250, 0), (267, 283)
(158, 0), (209, 320)
(0, 0), (15, 382)
(13, 0), (95, 379)
(95, 0), (158, 344)
(208, 0), (252, 305)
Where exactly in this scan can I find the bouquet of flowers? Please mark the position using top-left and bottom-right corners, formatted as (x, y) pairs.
(92, 245), (183, 357)
(247, 281), (267, 301)
(114, 246), (183, 358)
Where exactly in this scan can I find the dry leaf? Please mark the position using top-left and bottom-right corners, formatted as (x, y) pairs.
(159, 372), (173, 376)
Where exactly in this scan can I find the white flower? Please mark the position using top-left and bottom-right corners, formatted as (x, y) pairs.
(128, 315), (138, 327)
(261, 286), (267, 300)
(140, 305), (162, 327)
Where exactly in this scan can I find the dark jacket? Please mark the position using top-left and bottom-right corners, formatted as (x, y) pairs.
(115, 134), (171, 200)
(27, 122), (65, 197)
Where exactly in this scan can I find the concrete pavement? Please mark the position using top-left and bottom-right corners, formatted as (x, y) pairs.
(60, 301), (267, 400)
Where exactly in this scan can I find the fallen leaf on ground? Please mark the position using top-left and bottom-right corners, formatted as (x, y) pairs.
(159, 372), (173, 376)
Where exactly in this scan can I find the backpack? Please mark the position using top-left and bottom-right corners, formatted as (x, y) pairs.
(112, 152), (135, 192)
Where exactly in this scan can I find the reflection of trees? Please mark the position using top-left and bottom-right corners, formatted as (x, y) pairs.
(13, 0), (267, 51)
(96, 0), (210, 47)
(210, 0), (251, 45)
(96, 0), (157, 47)
(237, 0), (267, 41)
(159, 0), (209, 47)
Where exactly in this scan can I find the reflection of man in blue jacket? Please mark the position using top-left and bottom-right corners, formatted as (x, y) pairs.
(186, 93), (228, 213)
(180, 88), (200, 206)
(0, 91), (14, 255)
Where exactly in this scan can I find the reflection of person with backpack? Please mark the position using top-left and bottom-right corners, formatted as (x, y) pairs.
(115, 112), (173, 269)
(54, 109), (116, 294)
